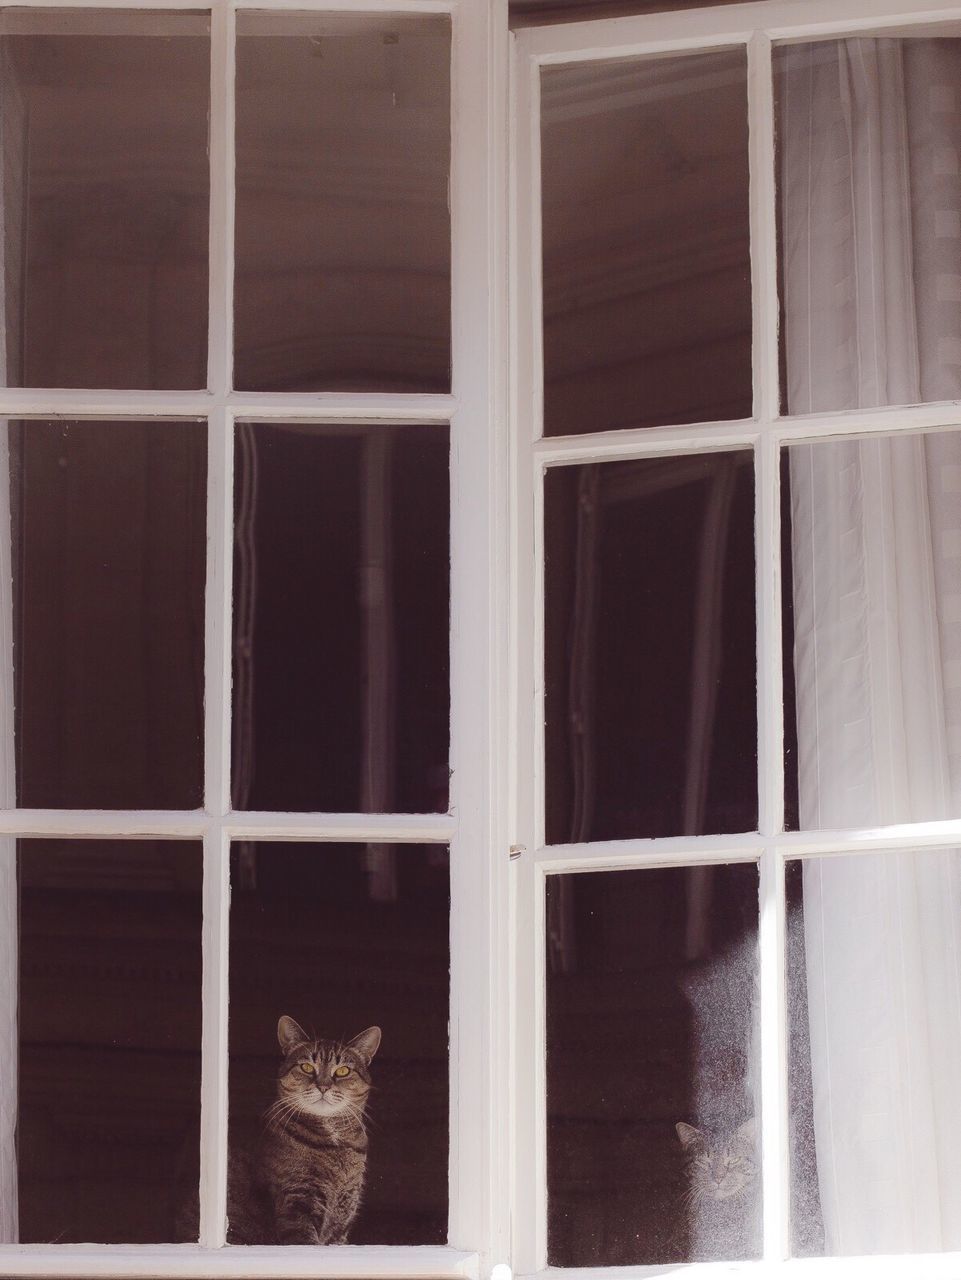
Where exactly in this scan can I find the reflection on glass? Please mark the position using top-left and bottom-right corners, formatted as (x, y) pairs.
(787, 850), (961, 1256)
(10, 420), (207, 809)
(546, 863), (760, 1265)
(540, 48), (752, 437)
(228, 843), (449, 1244)
(778, 37), (961, 415)
(545, 452), (756, 843)
(16, 839), (203, 1243)
(782, 431), (961, 831)
(0, 9), (210, 389)
(234, 13), (451, 393)
(231, 423), (449, 814)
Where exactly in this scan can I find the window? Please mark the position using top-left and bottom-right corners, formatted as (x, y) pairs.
(0, 0), (506, 1272)
(513, 0), (961, 1276)
(4, 0), (961, 1277)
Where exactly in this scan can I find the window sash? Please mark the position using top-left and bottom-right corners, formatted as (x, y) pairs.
(0, 0), (509, 1270)
(511, 0), (961, 1276)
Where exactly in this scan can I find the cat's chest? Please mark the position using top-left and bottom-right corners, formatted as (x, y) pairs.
(266, 1128), (366, 1179)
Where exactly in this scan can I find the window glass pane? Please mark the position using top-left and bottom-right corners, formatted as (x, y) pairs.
(0, 9), (210, 389)
(547, 862), (760, 1265)
(787, 850), (961, 1256)
(10, 419), (206, 809)
(540, 48), (752, 437)
(234, 12), (451, 393)
(228, 842), (449, 1244)
(232, 423), (449, 814)
(777, 37), (961, 416)
(545, 451), (756, 843)
(781, 431), (961, 831)
(16, 839), (203, 1243)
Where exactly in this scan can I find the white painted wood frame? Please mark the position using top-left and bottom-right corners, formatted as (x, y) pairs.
(511, 2), (961, 1279)
(0, 0), (511, 1273)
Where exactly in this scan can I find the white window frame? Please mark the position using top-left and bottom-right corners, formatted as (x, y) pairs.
(511, 2), (961, 1279)
(0, 0), (511, 1273)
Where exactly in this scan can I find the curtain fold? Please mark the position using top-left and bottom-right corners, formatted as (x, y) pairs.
(781, 37), (961, 1254)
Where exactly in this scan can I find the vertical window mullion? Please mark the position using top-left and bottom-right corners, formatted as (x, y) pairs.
(208, 0), (235, 400)
(199, 0), (235, 1248)
(749, 28), (791, 1261)
(759, 848), (790, 1261)
(448, 0), (508, 1261)
(749, 31), (781, 427)
(199, 824), (231, 1249)
(199, 401), (233, 1248)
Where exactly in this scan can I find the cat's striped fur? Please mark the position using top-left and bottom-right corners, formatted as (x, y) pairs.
(230, 1016), (381, 1245)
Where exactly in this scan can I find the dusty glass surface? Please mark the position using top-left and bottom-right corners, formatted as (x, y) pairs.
(228, 842), (449, 1244)
(540, 48), (752, 437)
(16, 839), (203, 1243)
(781, 430), (961, 831)
(0, 9), (210, 389)
(234, 12), (451, 393)
(544, 451), (757, 843)
(231, 422), (449, 814)
(546, 862), (760, 1265)
(10, 420), (206, 809)
(777, 38), (961, 416)
(786, 851), (961, 1256)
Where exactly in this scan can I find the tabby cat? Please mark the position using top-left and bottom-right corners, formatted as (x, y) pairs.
(228, 1016), (381, 1245)
(675, 1118), (760, 1261)
(674, 933), (760, 1260)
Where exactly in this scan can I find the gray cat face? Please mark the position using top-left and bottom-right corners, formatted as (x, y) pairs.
(676, 1119), (757, 1202)
(275, 1015), (381, 1121)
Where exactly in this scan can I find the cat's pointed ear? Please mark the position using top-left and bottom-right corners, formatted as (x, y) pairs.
(348, 1026), (381, 1062)
(675, 1122), (703, 1150)
(735, 1117), (757, 1145)
(277, 1015), (309, 1053)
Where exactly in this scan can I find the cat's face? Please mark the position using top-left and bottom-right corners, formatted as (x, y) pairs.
(275, 1016), (381, 1121)
(676, 1119), (757, 1202)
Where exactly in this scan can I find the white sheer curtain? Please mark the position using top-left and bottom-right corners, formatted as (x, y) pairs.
(781, 38), (961, 1254)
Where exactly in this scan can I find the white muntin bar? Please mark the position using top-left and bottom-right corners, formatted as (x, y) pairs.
(0, 1243), (480, 1277)
(236, 0), (452, 11)
(754, 433), (785, 838)
(0, 391), (457, 422)
(0, 391), (211, 419)
(228, 392), (455, 422)
(199, 825), (231, 1248)
(205, 410), (234, 818)
(535, 816), (961, 871)
(510, 856), (546, 1275)
(0, 809), (208, 837)
(199, 420), (233, 1244)
(508, 26), (542, 1275)
(207, 2), (234, 401)
(534, 420), (759, 464)
(531, 1255), (961, 1280)
(224, 809), (456, 842)
(748, 31), (780, 428)
(536, 837), (762, 873)
(758, 850), (789, 1260)
(447, 0), (509, 1259)
(516, 0), (961, 65)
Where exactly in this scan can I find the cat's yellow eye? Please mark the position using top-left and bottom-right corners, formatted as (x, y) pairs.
(334, 1065), (351, 1078)
(299, 1061), (315, 1075)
